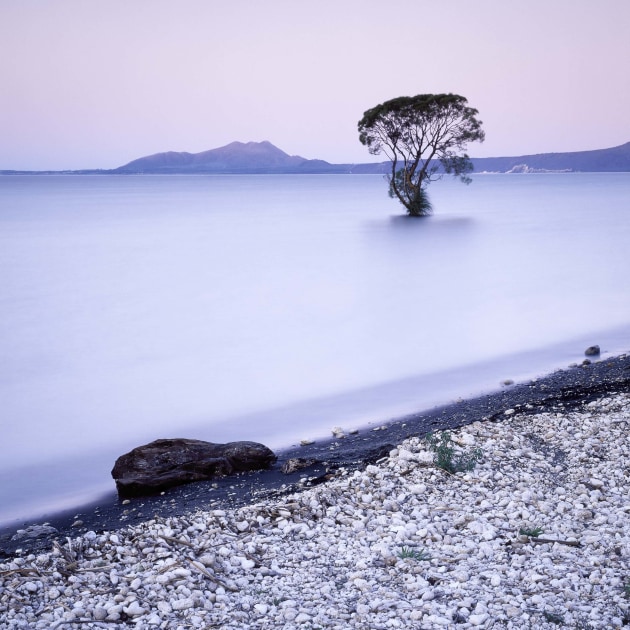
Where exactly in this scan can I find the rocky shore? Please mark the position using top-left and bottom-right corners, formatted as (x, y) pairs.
(1, 353), (629, 628)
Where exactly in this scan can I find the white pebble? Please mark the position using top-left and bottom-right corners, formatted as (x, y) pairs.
(123, 601), (146, 617)
(469, 613), (489, 625)
(240, 557), (256, 570)
(171, 597), (194, 611)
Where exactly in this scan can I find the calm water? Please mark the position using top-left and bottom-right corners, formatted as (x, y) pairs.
(1, 173), (629, 525)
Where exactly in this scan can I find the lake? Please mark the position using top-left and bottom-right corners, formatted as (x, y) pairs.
(1, 173), (629, 526)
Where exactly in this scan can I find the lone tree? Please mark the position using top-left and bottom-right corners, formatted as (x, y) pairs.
(358, 93), (485, 216)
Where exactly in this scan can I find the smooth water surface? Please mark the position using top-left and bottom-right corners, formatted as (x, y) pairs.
(1, 173), (629, 524)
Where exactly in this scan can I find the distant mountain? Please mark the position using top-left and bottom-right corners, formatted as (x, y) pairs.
(471, 141), (630, 173)
(114, 140), (353, 174)
(113, 140), (630, 175)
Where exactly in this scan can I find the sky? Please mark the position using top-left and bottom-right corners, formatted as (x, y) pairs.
(1, 0), (629, 171)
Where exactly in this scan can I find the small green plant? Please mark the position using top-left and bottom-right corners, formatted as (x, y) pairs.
(542, 610), (564, 625)
(624, 579), (630, 598)
(425, 431), (483, 474)
(519, 526), (544, 538)
(396, 546), (431, 561)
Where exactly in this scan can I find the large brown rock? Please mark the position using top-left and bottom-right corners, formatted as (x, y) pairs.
(111, 438), (277, 497)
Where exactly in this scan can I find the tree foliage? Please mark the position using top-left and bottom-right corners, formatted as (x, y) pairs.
(358, 93), (485, 216)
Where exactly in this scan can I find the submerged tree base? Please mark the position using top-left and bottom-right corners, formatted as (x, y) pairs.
(405, 187), (433, 217)
(387, 171), (433, 216)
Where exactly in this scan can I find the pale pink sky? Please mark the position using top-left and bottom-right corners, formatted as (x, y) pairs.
(1, 0), (629, 170)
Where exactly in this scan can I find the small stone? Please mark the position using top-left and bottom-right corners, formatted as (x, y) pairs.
(198, 553), (216, 567)
(11, 524), (58, 541)
(130, 577), (142, 590)
(157, 601), (172, 614)
(93, 607), (108, 621)
(397, 449), (417, 461)
(281, 457), (318, 474)
(171, 598), (194, 611)
(240, 557), (256, 570)
(469, 613), (489, 625)
(254, 603), (269, 615)
(584, 345), (600, 356)
(106, 604), (123, 618)
(71, 520), (83, 528)
(283, 609), (298, 622)
(123, 601), (146, 617)
(482, 525), (497, 540)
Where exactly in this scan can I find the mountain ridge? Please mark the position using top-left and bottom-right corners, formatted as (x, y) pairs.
(2, 141), (630, 175)
(113, 140), (630, 174)
(471, 141), (630, 173)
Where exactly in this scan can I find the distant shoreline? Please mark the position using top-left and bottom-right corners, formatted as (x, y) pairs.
(1, 350), (628, 558)
(5, 170), (630, 176)
(2, 139), (630, 175)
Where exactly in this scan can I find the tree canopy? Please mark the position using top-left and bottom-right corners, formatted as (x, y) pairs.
(358, 93), (485, 216)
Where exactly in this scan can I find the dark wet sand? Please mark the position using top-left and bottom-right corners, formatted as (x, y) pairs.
(2, 351), (628, 558)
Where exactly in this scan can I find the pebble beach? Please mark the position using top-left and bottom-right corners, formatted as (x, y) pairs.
(1, 357), (629, 629)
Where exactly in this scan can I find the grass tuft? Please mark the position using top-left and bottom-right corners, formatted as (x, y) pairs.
(519, 526), (544, 538)
(542, 610), (564, 625)
(396, 546), (431, 561)
(425, 431), (483, 474)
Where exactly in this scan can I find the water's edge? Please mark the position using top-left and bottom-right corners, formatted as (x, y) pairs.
(2, 349), (628, 557)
